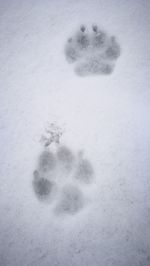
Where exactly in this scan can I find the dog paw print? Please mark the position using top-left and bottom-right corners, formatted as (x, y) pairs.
(32, 145), (95, 216)
(65, 24), (121, 76)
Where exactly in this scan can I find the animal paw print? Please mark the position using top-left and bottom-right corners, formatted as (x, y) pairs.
(65, 24), (121, 76)
(32, 145), (95, 216)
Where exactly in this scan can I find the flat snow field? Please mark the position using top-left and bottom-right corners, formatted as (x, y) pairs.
(0, 0), (150, 266)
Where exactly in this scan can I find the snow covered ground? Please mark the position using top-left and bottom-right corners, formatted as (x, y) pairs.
(0, 0), (150, 265)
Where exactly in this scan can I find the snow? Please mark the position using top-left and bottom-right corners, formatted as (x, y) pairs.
(0, 0), (150, 265)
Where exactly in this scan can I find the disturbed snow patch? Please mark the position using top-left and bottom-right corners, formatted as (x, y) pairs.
(32, 143), (95, 217)
(65, 24), (121, 76)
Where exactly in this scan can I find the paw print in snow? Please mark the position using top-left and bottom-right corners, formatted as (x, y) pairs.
(32, 145), (95, 216)
(65, 24), (121, 76)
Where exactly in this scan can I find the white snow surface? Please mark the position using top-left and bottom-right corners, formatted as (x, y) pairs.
(0, 0), (150, 265)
